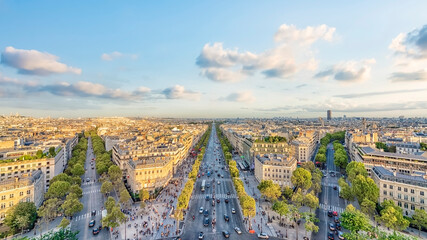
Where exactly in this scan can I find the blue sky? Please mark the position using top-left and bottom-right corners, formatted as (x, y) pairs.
(1, 0), (427, 118)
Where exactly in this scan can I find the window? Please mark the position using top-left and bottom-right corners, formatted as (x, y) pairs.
(411, 197), (415, 202)
(398, 201), (402, 207)
(421, 191), (424, 196)
(1, 196), (5, 200)
(9, 194), (13, 198)
(9, 202), (13, 207)
(411, 189), (415, 194)
(389, 185), (393, 190)
(390, 192), (393, 197)
(411, 204), (415, 210)
(421, 198), (424, 204)
(383, 190), (387, 195)
(19, 192), (23, 196)
(404, 195), (408, 200)
(404, 188), (408, 192)
(398, 193), (402, 199)
(0, 203), (5, 209)
(383, 184), (387, 188)
(404, 203), (408, 209)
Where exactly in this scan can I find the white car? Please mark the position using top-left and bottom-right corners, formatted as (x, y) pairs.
(217, 181), (220, 185)
(258, 233), (269, 239)
(199, 207), (204, 214)
(234, 227), (242, 234)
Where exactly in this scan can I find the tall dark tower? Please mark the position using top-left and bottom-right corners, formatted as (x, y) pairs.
(327, 110), (332, 120)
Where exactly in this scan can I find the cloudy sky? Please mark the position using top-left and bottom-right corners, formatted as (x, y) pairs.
(1, 1), (427, 118)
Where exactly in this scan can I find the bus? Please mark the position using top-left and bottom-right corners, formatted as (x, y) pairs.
(201, 180), (206, 192)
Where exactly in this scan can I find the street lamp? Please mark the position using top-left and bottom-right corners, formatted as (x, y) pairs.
(261, 217), (263, 232)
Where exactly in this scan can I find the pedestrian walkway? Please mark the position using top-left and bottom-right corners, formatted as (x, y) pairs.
(73, 210), (102, 222)
(319, 203), (344, 214)
(83, 189), (100, 195)
(81, 182), (94, 186)
(322, 182), (339, 188)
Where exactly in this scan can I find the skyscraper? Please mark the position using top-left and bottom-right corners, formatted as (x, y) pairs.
(327, 110), (332, 120)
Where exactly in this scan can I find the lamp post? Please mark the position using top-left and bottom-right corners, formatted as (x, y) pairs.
(261, 217), (263, 232)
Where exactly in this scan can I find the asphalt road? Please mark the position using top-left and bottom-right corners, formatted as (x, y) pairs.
(181, 124), (266, 240)
(71, 137), (109, 239)
(314, 143), (348, 240)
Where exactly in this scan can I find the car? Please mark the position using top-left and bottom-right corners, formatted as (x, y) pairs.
(205, 195), (209, 201)
(231, 208), (236, 214)
(92, 228), (99, 235)
(207, 183), (210, 188)
(334, 216), (340, 223)
(329, 223), (335, 231)
(91, 210), (96, 216)
(198, 174), (201, 178)
(328, 231), (335, 240)
(86, 178), (90, 182)
(218, 173), (221, 177)
(257, 232), (269, 239)
(204, 209), (209, 216)
(227, 191), (231, 195)
(333, 211), (338, 216)
(328, 210), (333, 217)
(338, 231), (345, 240)
(336, 222), (342, 230)
(333, 186), (338, 190)
(198, 232), (204, 239)
(222, 231), (230, 238)
(221, 174), (224, 178)
(234, 227), (242, 234)
(217, 199), (220, 203)
(199, 207), (204, 214)
(91, 166), (94, 169)
(224, 214), (229, 222)
(203, 218), (210, 227)
(218, 181), (220, 185)
(225, 199), (229, 203)
(89, 220), (95, 227)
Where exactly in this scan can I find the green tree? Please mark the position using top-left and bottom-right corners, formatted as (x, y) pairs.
(61, 194), (83, 217)
(301, 161), (315, 173)
(291, 188), (305, 208)
(119, 189), (131, 207)
(360, 198), (377, 221)
(303, 212), (319, 238)
(4, 202), (37, 234)
(139, 189), (150, 201)
(105, 196), (116, 213)
(49, 147), (56, 157)
(315, 153), (326, 163)
(257, 180), (282, 201)
(69, 184), (83, 198)
(352, 175), (379, 204)
(108, 165), (122, 183)
(282, 186), (294, 200)
(340, 204), (371, 234)
(36, 150), (44, 159)
(411, 209), (427, 237)
(101, 181), (113, 195)
(378, 200), (410, 232)
(272, 200), (289, 225)
(303, 193), (319, 212)
(38, 198), (61, 222)
(46, 181), (71, 199)
(50, 173), (73, 185)
(58, 217), (70, 229)
(291, 168), (312, 191)
(102, 205), (126, 228)
(338, 177), (354, 201)
(346, 161), (368, 183)
(71, 163), (85, 177)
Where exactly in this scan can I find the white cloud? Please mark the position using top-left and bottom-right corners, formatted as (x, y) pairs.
(196, 24), (335, 82)
(1, 46), (81, 75)
(101, 51), (138, 61)
(221, 91), (256, 103)
(314, 59), (376, 82)
(162, 85), (201, 101)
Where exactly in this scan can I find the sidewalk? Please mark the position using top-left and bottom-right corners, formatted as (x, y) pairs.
(18, 217), (63, 239)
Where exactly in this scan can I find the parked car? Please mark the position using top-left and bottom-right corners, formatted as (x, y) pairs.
(258, 232), (269, 239)
(89, 220), (95, 227)
(336, 222), (342, 230)
(328, 231), (335, 240)
(333, 211), (338, 216)
(222, 231), (230, 238)
(338, 231), (345, 240)
(234, 227), (242, 234)
(334, 216), (340, 223)
(329, 223), (335, 231)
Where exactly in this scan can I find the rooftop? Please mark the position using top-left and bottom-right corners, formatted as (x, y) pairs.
(372, 166), (427, 188)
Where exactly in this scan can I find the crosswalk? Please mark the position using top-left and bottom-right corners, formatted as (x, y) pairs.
(322, 182), (339, 188)
(193, 193), (237, 199)
(81, 182), (94, 186)
(73, 210), (103, 222)
(83, 189), (100, 195)
(319, 203), (344, 214)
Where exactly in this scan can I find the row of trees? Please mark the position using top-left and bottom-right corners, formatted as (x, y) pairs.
(315, 131), (345, 164)
(333, 140), (348, 169)
(216, 124), (256, 224)
(175, 124), (211, 220)
(89, 130), (113, 175)
(15, 228), (79, 240)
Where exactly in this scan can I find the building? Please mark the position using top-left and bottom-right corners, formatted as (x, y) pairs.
(396, 142), (422, 155)
(254, 153), (297, 187)
(251, 139), (293, 166)
(372, 166), (426, 217)
(0, 170), (44, 222)
(292, 131), (319, 162)
(327, 110), (332, 121)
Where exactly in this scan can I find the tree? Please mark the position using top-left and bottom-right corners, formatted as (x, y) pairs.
(49, 147), (56, 157)
(289, 206), (301, 240)
(291, 189), (305, 208)
(108, 165), (122, 183)
(282, 186), (294, 200)
(61, 194), (83, 217)
(340, 204), (371, 234)
(101, 181), (113, 195)
(315, 153), (326, 163)
(50, 173), (73, 185)
(105, 196), (116, 213)
(46, 181), (71, 199)
(411, 209), (427, 237)
(140, 201), (146, 210)
(301, 161), (315, 173)
(360, 198), (376, 220)
(303, 193), (319, 212)
(272, 200), (289, 225)
(351, 175), (379, 204)
(378, 200), (410, 232)
(69, 185), (83, 198)
(139, 189), (150, 201)
(346, 162), (368, 183)
(291, 168), (312, 191)
(71, 163), (85, 177)
(102, 205), (126, 228)
(338, 177), (354, 201)
(36, 150), (44, 159)
(303, 212), (319, 238)
(257, 180), (281, 201)
(38, 198), (60, 222)
(58, 217), (70, 229)
(120, 189), (131, 207)
(4, 202), (37, 234)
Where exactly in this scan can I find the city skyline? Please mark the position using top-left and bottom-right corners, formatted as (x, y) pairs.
(1, 1), (427, 118)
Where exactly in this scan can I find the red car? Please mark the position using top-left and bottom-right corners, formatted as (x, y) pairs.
(333, 211), (338, 216)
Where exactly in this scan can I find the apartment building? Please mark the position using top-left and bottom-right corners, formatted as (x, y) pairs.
(292, 130), (318, 162)
(254, 153), (297, 187)
(396, 142), (422, 155)
(0, 170), (44, 222)
(251, 140), (293, 165)
(372, 166), (427, 217)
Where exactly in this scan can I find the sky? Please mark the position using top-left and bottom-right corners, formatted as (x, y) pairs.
(1, 0), (427, 118)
